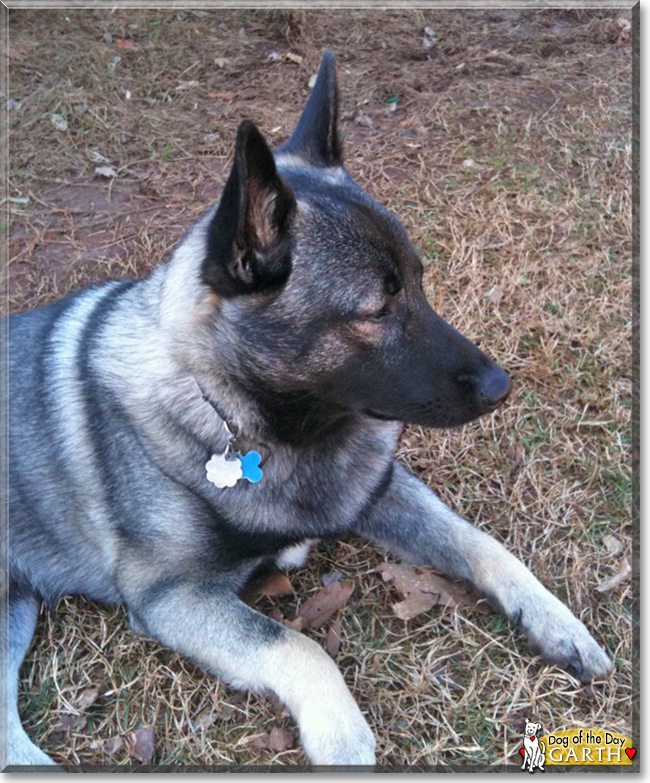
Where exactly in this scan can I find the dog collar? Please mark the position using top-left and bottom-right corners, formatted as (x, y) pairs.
(195, 379), (264, 489)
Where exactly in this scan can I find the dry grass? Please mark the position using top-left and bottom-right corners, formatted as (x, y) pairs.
(7, 8), (633, 768)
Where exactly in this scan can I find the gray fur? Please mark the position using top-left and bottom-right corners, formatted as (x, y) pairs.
(3, 52), (611, 770)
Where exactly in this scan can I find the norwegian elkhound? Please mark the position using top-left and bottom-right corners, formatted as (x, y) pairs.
(4, 52), (611, 769)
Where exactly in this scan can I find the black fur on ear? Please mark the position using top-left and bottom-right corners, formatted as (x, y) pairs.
(278, 50), (342, 167)
(204, 121), (296, 298)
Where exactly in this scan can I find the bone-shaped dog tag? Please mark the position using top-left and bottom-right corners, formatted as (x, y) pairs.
(205, 451), (242, 489)
(237, 451), (263, 483)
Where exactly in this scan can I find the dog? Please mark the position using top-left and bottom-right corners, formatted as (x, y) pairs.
(522, 720), (545, 772)
(3, 51), (612, 769)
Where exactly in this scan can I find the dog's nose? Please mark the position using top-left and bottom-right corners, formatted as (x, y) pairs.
(459, 364), (511, 412)
(478, 364), (512, 410)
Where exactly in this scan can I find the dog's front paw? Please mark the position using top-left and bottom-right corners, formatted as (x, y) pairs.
(515, 596), (612, 682)
(299, 702), (376, 767)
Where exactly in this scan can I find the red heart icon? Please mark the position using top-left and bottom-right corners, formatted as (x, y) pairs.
(520, 749), (525, 757)
(626, 748), (637, 760)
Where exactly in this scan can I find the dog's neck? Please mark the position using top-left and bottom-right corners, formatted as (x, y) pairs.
(195, 369), (361, 451)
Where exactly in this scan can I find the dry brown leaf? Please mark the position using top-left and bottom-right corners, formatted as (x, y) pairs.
(297, 582), (354, 629)
(257, 570), (294, 597)
(130, 726), (155, 764)
(102, 736), (125, 756)
(252, 733), (270, 750)
(269, 727), (295, 751)
(269, 607), (284, 622)
(56, 713), (86, 731)
(377, 563), (489, 617)
(208, 90), (239, 100)
(392, 592), (437, 621)
(76, 686), (101, 710)
(596, 560), (631, 593)
(115, 38), (136, 50)
(284, 616), (306, 633)
(325, 615), (343, 658)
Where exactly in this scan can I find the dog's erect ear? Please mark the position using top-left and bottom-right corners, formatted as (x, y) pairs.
(279, 50), (342, 167)
(204, 120), (295, 298)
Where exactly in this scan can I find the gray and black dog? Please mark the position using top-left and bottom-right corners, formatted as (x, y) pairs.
(4, 52), (611, 769)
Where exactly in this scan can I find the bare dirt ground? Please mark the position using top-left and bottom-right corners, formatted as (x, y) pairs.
(6, 8), (633, 768)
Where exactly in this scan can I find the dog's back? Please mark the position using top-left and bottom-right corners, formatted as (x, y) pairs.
(8, 282), (144, 605)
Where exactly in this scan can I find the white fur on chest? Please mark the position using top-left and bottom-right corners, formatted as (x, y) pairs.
(276, 539), (316, 569)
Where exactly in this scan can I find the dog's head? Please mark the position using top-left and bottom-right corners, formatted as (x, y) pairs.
(200, 51), (510, 437)
(525, 720), (542, 737)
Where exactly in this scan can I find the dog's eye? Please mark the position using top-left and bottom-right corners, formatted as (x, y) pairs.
(367, 302), (391, 322)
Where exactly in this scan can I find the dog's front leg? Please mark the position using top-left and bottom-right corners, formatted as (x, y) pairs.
(124, 580), (375, 767)
(355, 463), (612, 682)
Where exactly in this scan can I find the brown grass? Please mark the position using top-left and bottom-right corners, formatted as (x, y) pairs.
(7, 8), (633, 768)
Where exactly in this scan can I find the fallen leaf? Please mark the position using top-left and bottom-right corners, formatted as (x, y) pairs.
(377, 562), (488, 619)
(284, 616), (307, 632)
(596, 560), (631, 593)
(252, 733), (270, 750)
(285, 52), (303, 64)
(297, 582), (354, 629)
(325, 615), (343, 658)
(269, 727), (295, 751)
(77, 686), (101, 710)
(95, 166), (118, 179)
(603, 535), (624, 556)
(50, 113), (68, 132)
(392, 592), (437, 621)
(115, 38), (136, 49)
(257, 570), (294, 597)
(208, 90), (239, 101)
(56, 713), (86, 731)
(102, 736), (125, 756)
(130, 726), (155, 764)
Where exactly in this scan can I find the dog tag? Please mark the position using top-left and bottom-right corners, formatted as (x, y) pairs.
(237, 451), (263, 483)
(205, 451), (242, 489)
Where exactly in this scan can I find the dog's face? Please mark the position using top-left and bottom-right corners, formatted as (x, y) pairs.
(202, 52), (510, 432)
(525, 720), (542, 737)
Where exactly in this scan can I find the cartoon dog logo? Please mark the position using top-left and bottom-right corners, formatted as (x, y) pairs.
(521, 719), (545, 772)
